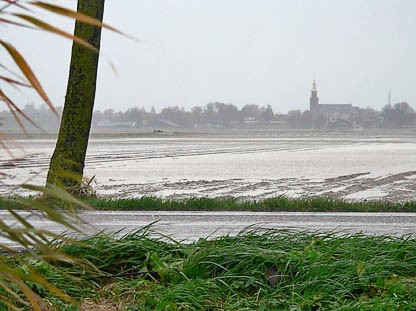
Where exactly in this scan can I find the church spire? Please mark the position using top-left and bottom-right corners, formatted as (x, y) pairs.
(312, 73), (317, 91)
(310, 78), (319, 112)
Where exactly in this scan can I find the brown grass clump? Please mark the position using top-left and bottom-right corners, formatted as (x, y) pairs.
(81, 298), (124, 311)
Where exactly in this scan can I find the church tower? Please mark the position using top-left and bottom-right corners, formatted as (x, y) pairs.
(309, 80), (319, 113)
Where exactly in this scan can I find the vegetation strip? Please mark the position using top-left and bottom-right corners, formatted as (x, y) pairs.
(83, 196), (416, 212)
(2, 229), (415, 310)
(1, 196), (416, 212)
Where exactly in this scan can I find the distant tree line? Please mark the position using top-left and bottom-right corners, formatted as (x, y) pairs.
(91, 102), (276, 128)
(380, 102), (416, 129)
(0, 104), (62, 131)
(1, 101), (415, 131)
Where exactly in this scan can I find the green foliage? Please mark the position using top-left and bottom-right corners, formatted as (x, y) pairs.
(18, 229), (416, 310)
(0, 190), (95, 310)
(82, 196), (416, 212)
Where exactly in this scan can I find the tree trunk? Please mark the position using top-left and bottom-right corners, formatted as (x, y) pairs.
(46, 0), (105, 192)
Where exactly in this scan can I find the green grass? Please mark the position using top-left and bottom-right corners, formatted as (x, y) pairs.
(4, 229), (416, 310)
(83, 196), (416, 212)
(1, 195), (414, 309)
(2, 196), (416, 212)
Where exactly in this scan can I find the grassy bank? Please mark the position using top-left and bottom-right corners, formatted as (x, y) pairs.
(4, 229), (416, 310)
(82, 196), (416, 212)
(1, 196), (416, 212)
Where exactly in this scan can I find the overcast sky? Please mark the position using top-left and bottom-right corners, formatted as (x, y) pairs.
(3, 0), (416, 113)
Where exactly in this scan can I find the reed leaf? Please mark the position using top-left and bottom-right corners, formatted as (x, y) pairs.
(0, 40), (57, 116)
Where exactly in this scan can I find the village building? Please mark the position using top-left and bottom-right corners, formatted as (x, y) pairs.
(309, 80), (359, 129)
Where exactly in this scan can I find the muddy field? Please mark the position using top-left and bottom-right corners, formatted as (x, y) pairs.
(1, 131), (415, 202)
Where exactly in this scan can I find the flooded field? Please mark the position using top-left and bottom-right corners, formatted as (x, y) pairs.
(1, 131), (415, 201)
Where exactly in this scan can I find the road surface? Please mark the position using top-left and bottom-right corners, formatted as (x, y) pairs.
(1, 211), (415, 247)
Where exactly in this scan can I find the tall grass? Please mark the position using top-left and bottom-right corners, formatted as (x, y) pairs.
(7, 228), (414, 310)
(0, 190), (95, 310)
(3, 196), (415, 212)
(83, 196), (416, 212)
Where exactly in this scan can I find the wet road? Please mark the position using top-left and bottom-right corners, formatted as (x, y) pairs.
(1, 211), (415, 247)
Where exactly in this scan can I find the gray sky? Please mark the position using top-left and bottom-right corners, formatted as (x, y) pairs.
(3, 0), (416, 113)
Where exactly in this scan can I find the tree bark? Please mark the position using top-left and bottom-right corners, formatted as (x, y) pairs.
(46, 0), (105, 192)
